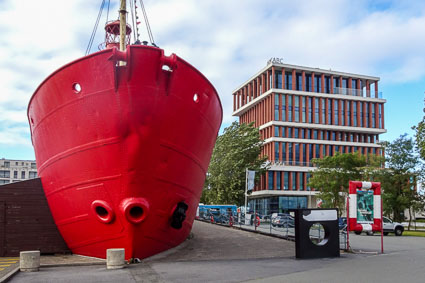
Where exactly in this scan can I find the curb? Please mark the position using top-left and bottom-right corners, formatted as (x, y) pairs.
(0, 266), (19, 283)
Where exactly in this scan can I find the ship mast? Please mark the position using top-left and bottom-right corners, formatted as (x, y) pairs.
(119, 0), (127, 52)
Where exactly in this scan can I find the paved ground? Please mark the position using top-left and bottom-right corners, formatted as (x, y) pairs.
(7, 220), (425, 282)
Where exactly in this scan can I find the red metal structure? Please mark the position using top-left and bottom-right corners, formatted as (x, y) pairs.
(27, 41), (222, 259)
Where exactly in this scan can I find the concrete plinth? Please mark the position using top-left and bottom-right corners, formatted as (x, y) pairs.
(106, 248), (125, 269)
(20, 250), (40, 272)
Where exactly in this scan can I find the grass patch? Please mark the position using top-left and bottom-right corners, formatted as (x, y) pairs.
(403, 230), (425, 237)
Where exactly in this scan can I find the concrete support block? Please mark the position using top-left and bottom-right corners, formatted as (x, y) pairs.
(106, 248), (125, 269)
(20, 250), (40, 272)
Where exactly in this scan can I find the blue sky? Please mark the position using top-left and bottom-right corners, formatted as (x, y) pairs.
(0, 0), (425, 160)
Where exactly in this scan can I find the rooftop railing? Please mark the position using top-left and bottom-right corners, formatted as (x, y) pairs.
(333, 87), (383, 99)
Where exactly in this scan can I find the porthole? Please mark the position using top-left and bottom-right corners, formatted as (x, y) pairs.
(72, 83), (82, 93)
(193, 93), (199, 103)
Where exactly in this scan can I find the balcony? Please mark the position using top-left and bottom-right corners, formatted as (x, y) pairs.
(269, 160), (316, 167)
(333, 87), (383, 99)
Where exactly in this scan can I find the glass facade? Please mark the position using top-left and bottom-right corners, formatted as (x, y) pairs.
(248, 196), (308, 215)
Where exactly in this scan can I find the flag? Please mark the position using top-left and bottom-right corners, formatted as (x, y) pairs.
(247, 170), (255, 191)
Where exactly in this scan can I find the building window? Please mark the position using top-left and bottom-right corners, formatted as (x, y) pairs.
(288, 95), (293, 122)
(341, 100), (345, 126)
(321, 98), (325, 123)
(301, 128), (305, 139)
(302, 97), (306, 123)
(276, 171), (281, 190)
(313, 130), (318, 139)
(0, 170), (10, 178)
(295, 143), (300, 164)
(21, 171), (25, 179)
(306, 75), (311, 92)
(322, 144), (326, 156)
(315, 98), (319, 123)
(274, 94), (279, 120)
(352, 79), (356, 95)
(372, 103), (376, 128)
(275, 71), (282, 89)
(0, 180), (10, 184)
(294, 96), (300, 122)
(328, 99), (332, 124)
(268, 171), (274, 190)
(285, 72), (292, 90)
(14, 171), (18, 178)
(379, 104), (382, 128)
(296, 73), (302, 91)
(29, 172), (37, 178)
(316, 144), (320, 158)
(308, 97), (313, 123)
(333, 77), (339, 94)
(4, 161), (10, 168)
(334, 100), (339, 125)
(284, 172), (289, 190)
(303, 144), (307, 164)
(366, 103), (370, 127)
(275, 142), (280, 161)
(309, 144), (313, 162)
(315, 76), (321, 93)
(306, 173), (311, 191)
(282, 127), (286, 138)
(288, 127), (292, 138)
(282, 143), (287, 162)
(342, 78), (348, 95)
(31, 162), (36, 169)
(294, 128), (299, 138)
(288, 143), (293, 163)
(275, 126), (279, 137)
(299, 172), (304, 191)
(292, 172), (296, 190)
(282, 95), (286, 122)
(353, 101), (357, 127)
(360, 102), (364, 127)
(325, 76), (331, 93)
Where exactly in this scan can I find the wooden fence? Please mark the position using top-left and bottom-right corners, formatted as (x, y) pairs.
(0, 178), (69, 256)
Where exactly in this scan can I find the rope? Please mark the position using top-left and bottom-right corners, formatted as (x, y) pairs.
(106, 0), (111, 23)
(129, 0), (137, 43)
(139, 0), (156, 46)
(85, 0), (106, 55)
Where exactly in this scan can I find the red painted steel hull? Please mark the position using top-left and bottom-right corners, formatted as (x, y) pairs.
(27, 46), (222, 260)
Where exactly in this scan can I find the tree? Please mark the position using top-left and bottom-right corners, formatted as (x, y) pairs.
(200, 122), (268, 206)
(378, 134), (423, 224)
(308, 153), (381, 216)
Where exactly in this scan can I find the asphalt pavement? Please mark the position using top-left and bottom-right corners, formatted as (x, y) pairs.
(7, 221), (425, 283)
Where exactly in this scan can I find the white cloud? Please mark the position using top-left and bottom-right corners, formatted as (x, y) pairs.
(1, 0), (425, 156)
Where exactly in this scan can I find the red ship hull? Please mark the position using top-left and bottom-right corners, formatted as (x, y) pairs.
(27, 46), (222, 259)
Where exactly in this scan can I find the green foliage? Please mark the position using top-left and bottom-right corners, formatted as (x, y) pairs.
(377, 134), (424, 223)
(308, 153), (382, 215)
(200, 121), (268, 206)
(412, 105), (425, 161)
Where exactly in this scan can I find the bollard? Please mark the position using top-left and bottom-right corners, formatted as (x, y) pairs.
(20, 250), (40, 272)
(106, 248), (125, 269)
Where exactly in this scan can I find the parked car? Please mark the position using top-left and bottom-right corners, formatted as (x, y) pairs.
(354, 216), (404, 236)
(338, 217), (347, 231)
(272, 215), (295, 227)
(383, 216), (404, 236)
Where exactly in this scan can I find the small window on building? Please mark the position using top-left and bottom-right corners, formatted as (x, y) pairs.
(21, 171), (25, 179)
(0, 170), (10, 178)
(29, 172), (37, 179)
(31, 163), (36, 169)
(4, 161), (10, 168)
(14, 171), (18, 178)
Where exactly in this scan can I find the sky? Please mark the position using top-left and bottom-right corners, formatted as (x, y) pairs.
(1, 0), (425, 160)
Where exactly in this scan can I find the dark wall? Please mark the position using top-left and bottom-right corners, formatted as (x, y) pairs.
(0, 178), (69, 256)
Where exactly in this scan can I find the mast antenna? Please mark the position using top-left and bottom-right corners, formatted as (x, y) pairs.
(119, 0), (127, 52)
